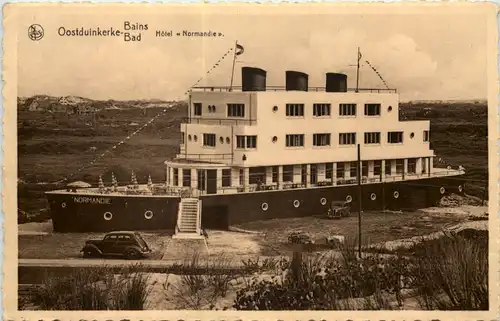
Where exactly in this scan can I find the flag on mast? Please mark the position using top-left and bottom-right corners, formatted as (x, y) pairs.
(358, 50), (362, 62)
(235, 43), (244, 56)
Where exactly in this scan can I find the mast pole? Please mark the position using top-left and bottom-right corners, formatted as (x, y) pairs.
(357, 143), (362, 258)
(356, 47), (360, 93)
(229, 40), (238, 91)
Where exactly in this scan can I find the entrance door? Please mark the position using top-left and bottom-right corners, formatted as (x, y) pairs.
(197, 169), (206, 191)
(206, 169), (217, 194)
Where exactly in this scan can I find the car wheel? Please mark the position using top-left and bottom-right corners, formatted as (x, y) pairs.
(125, 249), (139, 260)
(83, 249), (94, 258)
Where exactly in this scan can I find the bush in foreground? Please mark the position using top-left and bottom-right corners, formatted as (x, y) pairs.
(30, 265), (151, 310)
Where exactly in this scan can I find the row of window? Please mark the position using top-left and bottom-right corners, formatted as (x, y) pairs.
(193, 102), (389, 117)
(171, 158), (426, 188)
(196, 130), (430, 148)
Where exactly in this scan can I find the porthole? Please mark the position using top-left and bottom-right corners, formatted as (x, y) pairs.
(188, 135), (192, 141)
(273, 106), (278, 112)
(61, 202), (67, 208)
(144, 210), (153, 220)
(193, 135), (198, 142)
(410, 132), (415, 139)
(393, 191), (399, 199)
(388, 106), (393, 112)
(440, 187), (446, 194)
(458, 185), (463, 193)
(104, 212), (113, 221)
(370, 193), (377, 201)
(272, 136), (278, 143)
(320, 198), (327, 205)
(293, 200), (300, 208)
(219, 137), (224, 144)
(346, 195), (353, 203)
(226, 137), (230, 144)
(261, 202), (269, 211)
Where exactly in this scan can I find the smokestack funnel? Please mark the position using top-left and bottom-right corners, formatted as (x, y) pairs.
(241, 67), (267, 91)
(286, 71), (309, 91)
(326, 73), (348, 92)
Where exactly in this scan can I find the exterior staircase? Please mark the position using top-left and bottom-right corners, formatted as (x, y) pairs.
(173, 198), (204, 239)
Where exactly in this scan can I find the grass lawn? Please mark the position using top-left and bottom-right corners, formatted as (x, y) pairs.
(18, 231), (172, 260)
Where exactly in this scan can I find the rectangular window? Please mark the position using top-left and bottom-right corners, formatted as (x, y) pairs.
(283, 165), (294, 182)
(193, 103), (202, 116)
(182, 169), (191, 187)
(236, 135), (257, 149)
(236, 136), (245, 148)
(313, 103), (331, 117)
(339, 133), (356, 145)
(362, 161), (368, 177)
(337, 162), (345, 179)
(203, 133), (216, 147)
(364, 132), (381, 144)
(222, 169), (231, 187)
(227, 104), (245, 117)
(325, 163), (333, 179)
(239, 169), (244, 186)
(350, 162), (358, 178)
(181, 132), (185, 144)
(246, 136), (257, 149)
(272, 166), (278, 183)
(249, 167), (266, 185)
(313, 133), (331, 147)
(286, 134), (305, 147)
(396, 159), (404, 174)
(339, 104), (356, 116)
(385, 160), (392, 176)
(374, 160), (382, 177)
(408, 158), (417, 174)
(173, 168), (179, 186)
(364, 103), (381, 116)
(423, 130), (430, 142)
(388, 131), (403, 144)
(286, 104), (305, 117)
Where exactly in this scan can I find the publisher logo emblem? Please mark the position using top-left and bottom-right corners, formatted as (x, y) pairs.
(28, 24), (44, 41)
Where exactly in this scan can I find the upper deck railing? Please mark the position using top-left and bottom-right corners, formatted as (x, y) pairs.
(190, 86), (397, 93)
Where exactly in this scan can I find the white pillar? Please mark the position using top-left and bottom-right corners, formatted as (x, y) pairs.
(332, 162), (337, 185)
(169, 167), (174, 186)
(191, 168), (198, 189)
(232, 168), (240, 187)
(345, 162), (351, 179)
(216, 168), (222, 190)
(403, 159), (408, 175)
(318, 163), (326, 182)
(265, 167), (273, 185)
(391, 160), (396, 176)
(416, 158), (422, 174)
(244, 168), (250, 192)
(178, 169), (183, 186)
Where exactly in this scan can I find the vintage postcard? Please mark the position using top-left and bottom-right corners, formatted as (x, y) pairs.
(3, 2), (499, 319)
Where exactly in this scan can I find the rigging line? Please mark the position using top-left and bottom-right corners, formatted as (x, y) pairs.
(52, 44), (236, 185)
(364, 60), (390, 90)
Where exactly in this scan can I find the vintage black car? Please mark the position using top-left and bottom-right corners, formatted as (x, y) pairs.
(327, 201), (351, 219)
(81, 231), (152, 259)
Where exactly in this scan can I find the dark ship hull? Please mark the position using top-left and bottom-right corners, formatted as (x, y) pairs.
(46, 176), (465, 233)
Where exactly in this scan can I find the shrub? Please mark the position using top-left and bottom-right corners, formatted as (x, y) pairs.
(411, 235), (488, 310)
(30, 266), (151, 310)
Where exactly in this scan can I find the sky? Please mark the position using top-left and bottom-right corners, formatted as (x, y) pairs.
(14, 4), (491, 102)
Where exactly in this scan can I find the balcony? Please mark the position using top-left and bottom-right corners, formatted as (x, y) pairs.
(182, 117), (257, 126)
(190, 86), (397, 93)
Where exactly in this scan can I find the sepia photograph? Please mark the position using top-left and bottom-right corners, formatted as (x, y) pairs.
(3, 2), (498, 317)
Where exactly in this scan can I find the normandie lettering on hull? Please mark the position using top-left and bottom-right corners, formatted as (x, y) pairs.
(73, 196), (112, 204)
